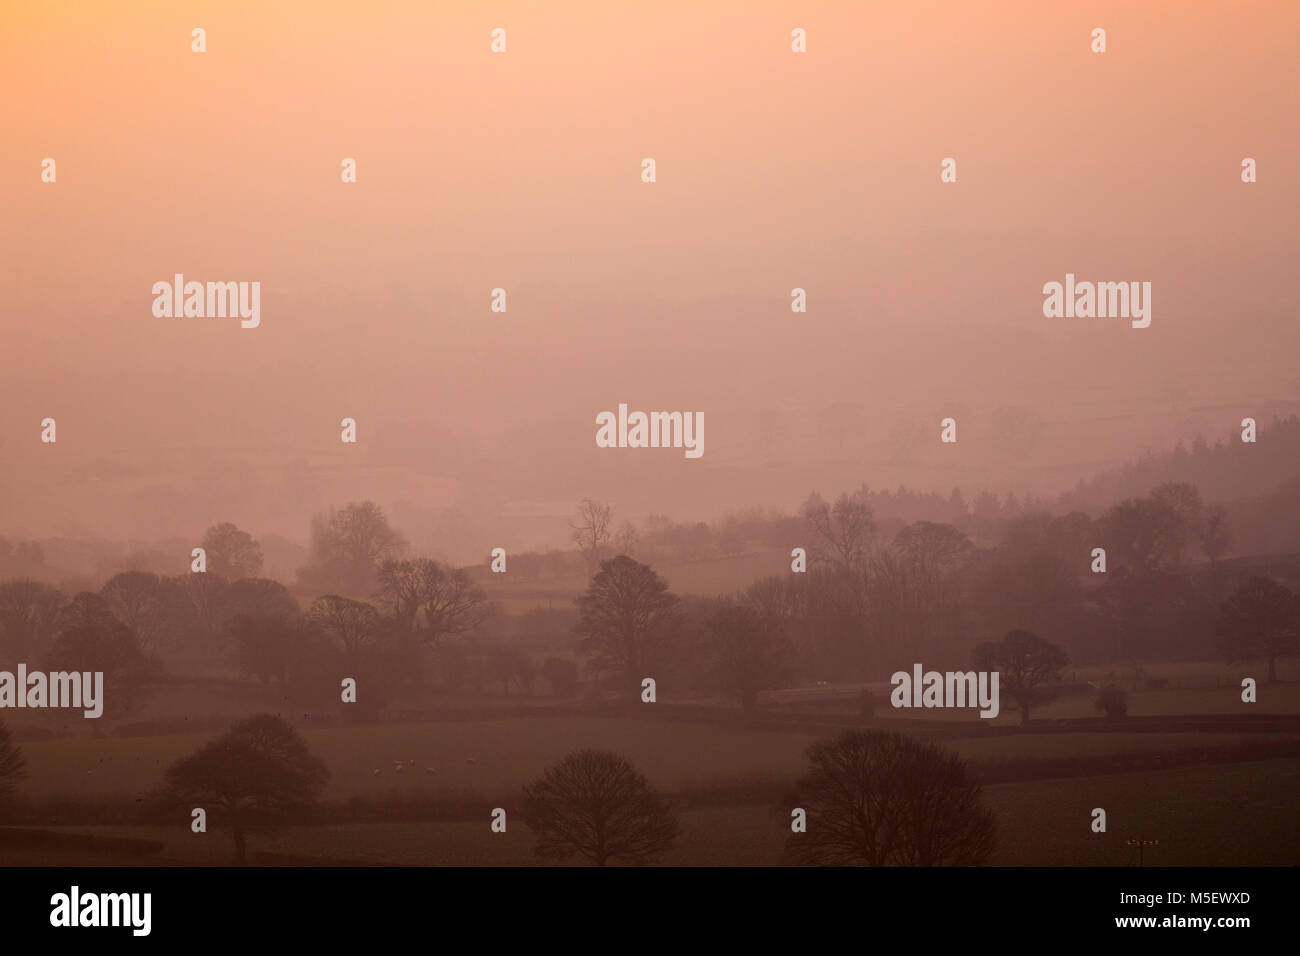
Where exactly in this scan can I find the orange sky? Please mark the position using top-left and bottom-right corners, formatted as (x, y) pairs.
(1, 0), (1297, 553)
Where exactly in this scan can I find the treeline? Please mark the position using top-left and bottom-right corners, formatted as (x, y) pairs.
(1, 474), (1296, 724)
(5, 417), (1295, 590)
(1059, 414), (1300, 520)
(727, 480), (1292, 678)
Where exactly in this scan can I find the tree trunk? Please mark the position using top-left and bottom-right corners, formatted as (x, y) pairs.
(1268, 655), (1277, 683)
(1020, 701), (1030, 725)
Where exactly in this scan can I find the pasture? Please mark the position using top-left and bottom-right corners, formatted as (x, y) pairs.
(31, 759), (1297, 866)
(13, 713), (1289, 803)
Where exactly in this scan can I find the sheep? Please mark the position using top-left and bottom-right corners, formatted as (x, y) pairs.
(465, 757), (478, 766)
(425, 767), (438, 775)
(373, 769), (382, 777)
(394, 763), (404, 774)
(408, 759), (416, 767)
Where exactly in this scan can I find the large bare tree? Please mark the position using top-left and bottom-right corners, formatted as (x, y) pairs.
(570, 498), (613, 577)
(1217, 576), (1298, 683)
(376, 558), (491, 647)
(973, 629), (1070, 724)
(700, 600), (792, 711)
(154, 714), (328, 863)
(101, 571), (166, 653)
(786, 730), (995, 866)
(523, 750), (679, 866)
(801, 488), (876, 572)
(0, 579), (63, 665)
(200, 522), (264, 580)
(574, 555), (683, 696)
(303, 501), (406, 595)
(307, 594), (379, 670)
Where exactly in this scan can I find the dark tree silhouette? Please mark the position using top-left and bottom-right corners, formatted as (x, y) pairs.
(892, 521), (974, 574)
(973, 629), (1070, 724)
(522, 749), (679, 866)
(222, 578), (299, 627)
(700, 600), (791, 711)
(1099, 491), (1195, 572)
(0, 720), (24, 807)
(302, 501), (406, 595)
(101, 571), (166, 653)
(0, 579), (63, 666)
(570, 498), (613, 577)
(574, 556), (683, 697)
(1216, 576), (1298, 683)
(307, 594), (379, 670)
(801, 488), (875, 572)
(200, 522), (264, 580)
(154, 714), (328, 863)
(44, 610), (154, 716)
(785, 730), (995, 866)
(376, 558), (491, 646)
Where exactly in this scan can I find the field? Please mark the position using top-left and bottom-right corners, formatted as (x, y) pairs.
(4, 663), (1297, 867)
(14, 712), (1291, 803)
(25, 759), (1296, 867)
(482, 549), (791, 614)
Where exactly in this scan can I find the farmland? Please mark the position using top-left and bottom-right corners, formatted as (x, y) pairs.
(21, 759), (1296, 867)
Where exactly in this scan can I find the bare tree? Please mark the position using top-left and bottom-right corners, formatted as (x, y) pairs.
(522, 750), (679, 866)
(45, 611), (154, 717)
(973, 629), (1070, 724)
(375, 559), (426, 631)
(892, 521), (974, 575)
(171, 570), (229, 643)
(101, 571), (166, 653)
(0, 579), (64, 666)
(200, 522), (264, 580)
(785, 730), (995, 866)
(307, 594), (379, 670)
(154, 714), (328, 863)
(223, 578), (299, 627)
(1217, 576), (1298, 683)
(376, 558), (491, 647)
(574, 556), (683, 696)
(801, 489), (875, 572)
(0, 720), (24, 807)
(700, 600), (792, 711)
(613, 520), (639, 558)
(303, 501), (406, 594)
(571, 498), (613, 577)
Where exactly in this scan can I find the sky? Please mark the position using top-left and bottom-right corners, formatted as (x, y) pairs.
(2, 0), (1297, 559)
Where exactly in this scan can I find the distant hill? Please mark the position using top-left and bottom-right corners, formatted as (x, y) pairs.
(1057, 415), (1300, 514)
